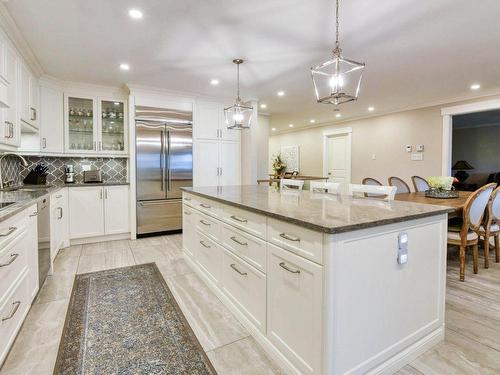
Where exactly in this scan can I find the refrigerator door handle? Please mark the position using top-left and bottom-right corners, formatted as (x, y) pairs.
(167, 130), (171, 191)
(160, 129), (165, 192)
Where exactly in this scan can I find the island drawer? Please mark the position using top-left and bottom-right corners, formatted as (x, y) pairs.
(0, 211), (28, 249)
(220, 223), (267, 273)
(0, 270), (30, 366)
(220, 204), (267, 240)
(194, 196), (220, 218)
(194, 230), (223, 286)
(182, 205), (197, 259)
(194, 211), (220, 242)
(221, 249), (266, 334)
(267, 218), (323, 265)
(0, 228), (28, 301)
(182, 193), (195, 207)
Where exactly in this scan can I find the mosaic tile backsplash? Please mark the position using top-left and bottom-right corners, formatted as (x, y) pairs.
(2, 156), (128, 185)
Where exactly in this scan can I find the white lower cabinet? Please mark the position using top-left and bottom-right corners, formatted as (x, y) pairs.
(69, 186), (105, 239)
(104, 185), (130, 235)
(50, 189), (68, 261)
(221, 249), (266, 333)
(0, 204), (38, 366)
(69, 185), (129, 240)
(267, 243), (323, 375)
(194, 230), (222, 285)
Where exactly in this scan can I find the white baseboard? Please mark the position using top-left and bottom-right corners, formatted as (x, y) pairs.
(70, 232), (130, 245)
(182, 250), (301, 375)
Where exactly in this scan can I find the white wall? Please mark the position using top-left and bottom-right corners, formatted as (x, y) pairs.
(241, 102), (269, 184)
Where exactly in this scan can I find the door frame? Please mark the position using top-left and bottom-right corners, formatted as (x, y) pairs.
(322, 127), (352, 184)
(441, 99), (500, 176)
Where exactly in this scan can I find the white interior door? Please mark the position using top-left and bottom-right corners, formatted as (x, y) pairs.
(325, 132), (351, 189)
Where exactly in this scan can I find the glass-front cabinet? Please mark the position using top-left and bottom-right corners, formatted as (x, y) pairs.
(64, 94), (127, 155)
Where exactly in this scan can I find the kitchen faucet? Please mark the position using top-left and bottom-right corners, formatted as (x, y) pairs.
(0, 153), (29, 190)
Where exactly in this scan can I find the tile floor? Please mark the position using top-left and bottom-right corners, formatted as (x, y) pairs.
(0, 235), (499, 374)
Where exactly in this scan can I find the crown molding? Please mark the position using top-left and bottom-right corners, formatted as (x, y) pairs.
(0, 3), (44, 76)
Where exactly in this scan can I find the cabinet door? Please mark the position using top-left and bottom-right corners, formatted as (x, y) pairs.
(219, 141), (240, 186)
(267, 244), (323, 375)
(0, 46), (18, 146)
(19, 63), (31, 125)
(193, 139), (219, 187)
(99, 99), (127, 154)
(194, 101), (220, 140)
(26, 205), (39, 301)
(40, 86), (64, 153)
(50, 200), (62, 261)
(68, 187), (104, 239)
(65, 94), (98, 153)
(104, 185), (130, 235)
(29, 76), (39, 129)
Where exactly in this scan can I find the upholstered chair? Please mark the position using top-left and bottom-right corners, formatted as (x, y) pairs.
(388, 176), (411, 194)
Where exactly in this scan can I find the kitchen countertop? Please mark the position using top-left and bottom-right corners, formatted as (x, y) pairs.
(182, 185), (455, 234)
(0, 181), (129, 223)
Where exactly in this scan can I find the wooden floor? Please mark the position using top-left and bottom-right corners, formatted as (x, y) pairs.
(398, 245), (500, 375)
(1, 237), (499, 374)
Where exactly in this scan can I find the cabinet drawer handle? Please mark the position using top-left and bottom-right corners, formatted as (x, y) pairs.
(279, 233), (300, 242)
(58, 207), (63, 220)
(0, 253), (19, 267)
(2, 301), (21, 322)
(230, 236), (248, 246)
(200, 203), (211, 209)
(199, 219), (211, 226)
(55, 194), (63, 198)
(29, 212), (38, 217)
(183, 211), (192, 215)
(0, 227), (17, 237)
(199, 240), (211, 249)
(230, 263), (248, 276)
(30, 107), (36, 121)
(279, 262), (301, 274)
(184, 197), (191, 201)
(230, 215), (247, 223)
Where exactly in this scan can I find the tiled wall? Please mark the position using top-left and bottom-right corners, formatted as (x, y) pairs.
(2, 156), (128, 185)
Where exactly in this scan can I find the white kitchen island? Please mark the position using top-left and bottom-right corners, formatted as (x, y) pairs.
(181, 185), (453, 375)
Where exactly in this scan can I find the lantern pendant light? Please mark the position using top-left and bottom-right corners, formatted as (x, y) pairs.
(224, 59), (253, 130)
(311, 0), (365, 105)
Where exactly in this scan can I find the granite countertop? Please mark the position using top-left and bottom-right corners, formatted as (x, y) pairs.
(182, 185), (455, 234)
(0, 181), (129, 223)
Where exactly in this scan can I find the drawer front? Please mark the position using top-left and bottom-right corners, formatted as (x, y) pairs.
(195, 196), (220, 218)
(0, 212), (27, 249)
(182, 205), (197, 259)
(182, 192), (195, 208)
(267, 218), (323, 265)
(222, 249), (266, 333)
(194, 211), (220, 242)
(220, 204), (267, 239)
(221, 223), (267, 273)
(0, 229), (28, 300)
(0, 270), (30, 365)
(195, 230), (222, 285)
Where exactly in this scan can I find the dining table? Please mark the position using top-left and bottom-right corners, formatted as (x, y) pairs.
(395, 191), (472, 219)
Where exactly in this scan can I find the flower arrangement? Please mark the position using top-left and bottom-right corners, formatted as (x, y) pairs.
(271, 154), (287, 176)
(426, 176), (455, 191)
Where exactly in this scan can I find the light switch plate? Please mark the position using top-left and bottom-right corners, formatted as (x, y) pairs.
(405, 145), (412, 153)
(416, 144), (424, 152)
(411, 153), (423, 161)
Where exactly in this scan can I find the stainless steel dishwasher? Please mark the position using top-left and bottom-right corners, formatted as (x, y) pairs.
(37, 196), (51, 288)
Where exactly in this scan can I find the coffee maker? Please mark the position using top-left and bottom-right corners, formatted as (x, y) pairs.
(65, 165), (75, 183)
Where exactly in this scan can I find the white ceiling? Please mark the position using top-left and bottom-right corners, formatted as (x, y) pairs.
(5, 0), (500, 131)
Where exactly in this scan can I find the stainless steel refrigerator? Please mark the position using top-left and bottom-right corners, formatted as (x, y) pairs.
(135, 106), (192, 235)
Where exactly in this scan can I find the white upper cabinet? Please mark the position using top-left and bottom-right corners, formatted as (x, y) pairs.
(194, 139), (220, 187)
(0, 45), (19, 147)
(194, 100), (240, 141)
(19, 62), (38, 129)
(40, 85), (64, 153)
(64, 93), (127, 155)
(219, 141), (240, 186)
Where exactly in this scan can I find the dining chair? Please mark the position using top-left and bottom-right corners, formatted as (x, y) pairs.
(348, 184), (397, 201)
(411, 176), (429, 192)
(280, 179), (304, 191)
(476, 185), (500, 267)
(447, 183), (496, 281)
(362, 177), (383, 198)
(310, 181), (342, 195)
(388, 176), (411, 194)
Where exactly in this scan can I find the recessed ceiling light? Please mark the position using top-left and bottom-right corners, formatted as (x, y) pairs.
(309, 119), (316, 123)
(128, 9), (143, 19)
(470, 83), (481, 90)
(119, 63), (130, 71)
(289, 123), (294, 128)
(277, 91), (285, 97)
(335, 113), (341, 118)
(271, 127), (276, 131)
(260, 103), (267, 109)
(210, 79), (219, 86)
(368, 106), (375, 112)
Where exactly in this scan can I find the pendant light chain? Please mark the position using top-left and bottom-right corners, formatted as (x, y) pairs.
(334, 0), (342, 56)
(237, 62), (240, 101)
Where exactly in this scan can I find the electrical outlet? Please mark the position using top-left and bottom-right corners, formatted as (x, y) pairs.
(371, 154), (376, 160)
(405, 145), (412, 153)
